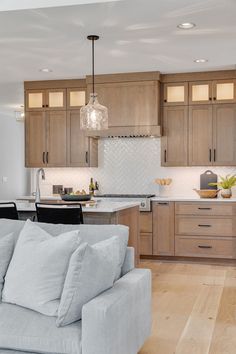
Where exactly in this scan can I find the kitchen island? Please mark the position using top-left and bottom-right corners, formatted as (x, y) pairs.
(3, 200), (140, 265)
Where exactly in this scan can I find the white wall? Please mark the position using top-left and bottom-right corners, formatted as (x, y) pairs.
(35, 138), (236, 197)
(0, 109), (29, 199)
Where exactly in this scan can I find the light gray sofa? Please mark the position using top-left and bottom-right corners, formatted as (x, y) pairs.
(0, 219), (151, 354)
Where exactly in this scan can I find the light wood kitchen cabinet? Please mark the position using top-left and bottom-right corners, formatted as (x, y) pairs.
(189, 105), (213, 166)
(67, 110), (98, 167)
(212, 104), (236, 165)
(213, 79), (236, 103)
(46, 111), (67, 167)
(25, 89), (66, 111)
(152, 202), (174, 256)
(161, 106), (188, 166)
(163, 82), (188, 106)
(25, 111), (46, 167)
(140, 212), (153, 256)
(189, 81), (212, 104)
(67, 88), (86, 109)
(25, 111), (67, 167)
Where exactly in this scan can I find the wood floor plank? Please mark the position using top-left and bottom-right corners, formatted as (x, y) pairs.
(139, 261), (235, 354)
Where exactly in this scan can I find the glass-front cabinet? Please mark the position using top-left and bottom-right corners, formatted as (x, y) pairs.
(189, 79), (236, 104)
(163, 83), (188, 106)
(67, 88), (86, 109)
(25, 89), (66, 111)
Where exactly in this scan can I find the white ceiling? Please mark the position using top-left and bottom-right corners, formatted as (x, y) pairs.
(1, 0), (236, 108)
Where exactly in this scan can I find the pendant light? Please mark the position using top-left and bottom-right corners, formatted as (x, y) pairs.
(80, 35), (108, 130)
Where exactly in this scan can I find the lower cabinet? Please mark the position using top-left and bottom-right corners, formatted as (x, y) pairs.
(140, 212), (153, 255)
(152, 202), (175, 256)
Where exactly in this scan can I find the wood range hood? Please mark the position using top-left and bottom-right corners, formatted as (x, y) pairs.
(85, 71), (161, 138)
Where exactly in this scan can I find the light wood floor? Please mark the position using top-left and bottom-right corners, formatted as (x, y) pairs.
(139, 260), (236, 354)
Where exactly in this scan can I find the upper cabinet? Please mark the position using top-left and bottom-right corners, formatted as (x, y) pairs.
(189, 79), (236, 105)
(25, 89), (66, 111)
(67, 88), (86, 109)
(85, 72), (161, 137)
(163, 82), (188, 106)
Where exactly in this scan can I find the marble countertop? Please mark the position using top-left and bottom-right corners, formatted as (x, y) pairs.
(3, 200), (140, 213)
(151, 196), (236, 202)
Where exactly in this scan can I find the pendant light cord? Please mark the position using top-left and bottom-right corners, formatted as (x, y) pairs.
(92, 38), (95, 102)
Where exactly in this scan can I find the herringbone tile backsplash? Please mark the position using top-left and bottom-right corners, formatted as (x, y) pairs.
(32, 138), (236, 197)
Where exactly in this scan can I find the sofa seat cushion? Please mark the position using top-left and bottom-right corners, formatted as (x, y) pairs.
(0, 303), (81, 354)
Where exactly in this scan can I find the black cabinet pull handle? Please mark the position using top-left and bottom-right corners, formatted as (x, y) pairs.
(42, 105), (45, 108)
(164, 149), (167, 163)
(157, 202), (168, 205)
(43, 152), (45, 164)
(164, 99), (167, 103)
(209, 97), (212, 101)
(198, 224), (212, 227)
(198, 245), (212, 249)
(209, 149), (212, 162)
(198, 207), (212, 210)
(85, 151), (88, 164)
(213, 97), (216, 100)
(46, 104), (49, 108)
(46, 152), (49, 164)
(214, 149), (216, 162)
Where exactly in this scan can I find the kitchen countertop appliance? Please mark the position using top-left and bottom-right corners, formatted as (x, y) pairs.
(94, 194), (155, 212)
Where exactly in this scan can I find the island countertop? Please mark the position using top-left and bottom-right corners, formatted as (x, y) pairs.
(2, 200), (140, 213)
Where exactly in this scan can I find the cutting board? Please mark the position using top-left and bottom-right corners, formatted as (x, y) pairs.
(200, 170), (217, 190)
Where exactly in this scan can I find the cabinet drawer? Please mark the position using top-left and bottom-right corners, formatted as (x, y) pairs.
(175, 202), (235, 216)
(176, 216), (234, 236)
(140, 212), (152, 233)
(175, 235), (236, 259)
(140, 233), (153, 255)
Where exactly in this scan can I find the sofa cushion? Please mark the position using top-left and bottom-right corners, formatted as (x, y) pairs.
(0, 303), (81, 354)
(2, 220), (80, 316)
(0, 234), (14, 300)
(57, 236), (121, 327)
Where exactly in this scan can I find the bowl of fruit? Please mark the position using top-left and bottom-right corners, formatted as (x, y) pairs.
(61, 190), (91, 202)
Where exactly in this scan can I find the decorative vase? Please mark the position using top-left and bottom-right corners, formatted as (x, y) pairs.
(221, 188), (232, 198)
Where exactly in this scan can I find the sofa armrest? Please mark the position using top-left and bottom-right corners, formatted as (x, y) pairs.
(82, 268), (151, 354)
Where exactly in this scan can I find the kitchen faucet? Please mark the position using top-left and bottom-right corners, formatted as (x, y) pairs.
(35, 168), (46, 203)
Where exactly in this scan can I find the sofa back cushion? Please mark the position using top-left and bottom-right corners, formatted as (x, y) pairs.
(2, 220), (80, 316)
(0, 233), (15, 300)
(57, 236), (121, 327)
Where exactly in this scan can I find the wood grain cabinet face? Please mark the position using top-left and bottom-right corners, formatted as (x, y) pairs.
(88, 81), (159, 127)
(25, 111), (46, 167)
(46, 111), (67, 167)
(153, 202), (174, 256)
(163, 83), (188, 106)
(161, 106), (188, 166)
(140, 212), (153, 256)
(46, 89), (66, 110)
(26, 89), (66, 111)
(189, 81), (212, 105)
(67, 88), (86, 109)
(67, 110), (98, 167)
(213, 104), (236, 165)
(213, 80), (236, 103)
(188, 105), (213, 166)
(26, 90), (45, 111)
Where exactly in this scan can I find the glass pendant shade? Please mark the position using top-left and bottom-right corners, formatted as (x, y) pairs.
(80, 93), (108, 130)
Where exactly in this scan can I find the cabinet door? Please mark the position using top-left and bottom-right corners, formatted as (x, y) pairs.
(161, 106), (188, 166)
(189, 105), (213, 166)
(25, 111), (46, 167)
(213, 104), (236, 165)
(46, 89), (66, 110)
(67, 110), (98, 167)
(67, 88), (86, 109)
(163, 82), (188, 106)
(213, 80), (236, 103)
(88, 81), (159, 127)
(153, 202), (174, 256)
(46, 111), (67, 167)
(25, 90), (45, 111)
(189, 81), (212, 105)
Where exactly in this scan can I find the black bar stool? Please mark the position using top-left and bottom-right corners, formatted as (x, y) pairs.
(35, 203), (84, 225)
(0, 202), (18, 220)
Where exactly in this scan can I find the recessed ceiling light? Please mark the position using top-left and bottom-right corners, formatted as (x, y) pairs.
(39, 68), (53, 73)
(177, 22), (196, 29)
(194, 58), (208, 63)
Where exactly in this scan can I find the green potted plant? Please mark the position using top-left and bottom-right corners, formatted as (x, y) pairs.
(209, 174), (236, 198)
